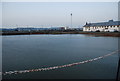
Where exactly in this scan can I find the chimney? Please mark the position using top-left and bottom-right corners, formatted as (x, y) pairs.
(86, 22), (88, 25)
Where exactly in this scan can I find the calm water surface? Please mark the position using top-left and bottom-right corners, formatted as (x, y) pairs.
(2, 34), (119, 79)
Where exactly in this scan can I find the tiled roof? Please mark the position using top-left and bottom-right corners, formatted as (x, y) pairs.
(83, 20), (120, 27)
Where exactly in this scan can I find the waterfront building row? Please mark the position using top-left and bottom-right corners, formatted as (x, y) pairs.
(83, 20), (120, 32)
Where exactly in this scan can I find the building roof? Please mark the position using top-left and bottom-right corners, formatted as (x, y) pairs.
(83, 20), (120, 27)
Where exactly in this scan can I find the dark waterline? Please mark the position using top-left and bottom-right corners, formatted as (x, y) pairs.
(2, 34), (119, 79)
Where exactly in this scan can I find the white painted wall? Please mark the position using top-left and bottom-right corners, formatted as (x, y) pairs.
(83, 26), (120, 32)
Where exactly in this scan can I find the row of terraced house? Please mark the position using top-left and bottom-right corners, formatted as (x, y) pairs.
(83, 20), (120, 32)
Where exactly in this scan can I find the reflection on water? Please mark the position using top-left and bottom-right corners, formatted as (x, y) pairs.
(2, 34), (119, 79)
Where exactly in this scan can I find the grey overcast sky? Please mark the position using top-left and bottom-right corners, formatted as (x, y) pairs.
(2, 2), (118, 28)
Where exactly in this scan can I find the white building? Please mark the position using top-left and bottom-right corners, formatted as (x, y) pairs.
(83, 20), (120, 32)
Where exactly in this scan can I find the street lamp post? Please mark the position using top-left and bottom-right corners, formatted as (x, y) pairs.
(71, 13), (72, 28)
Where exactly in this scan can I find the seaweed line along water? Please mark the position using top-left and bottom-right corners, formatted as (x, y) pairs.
(1, 49), (119, 76)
